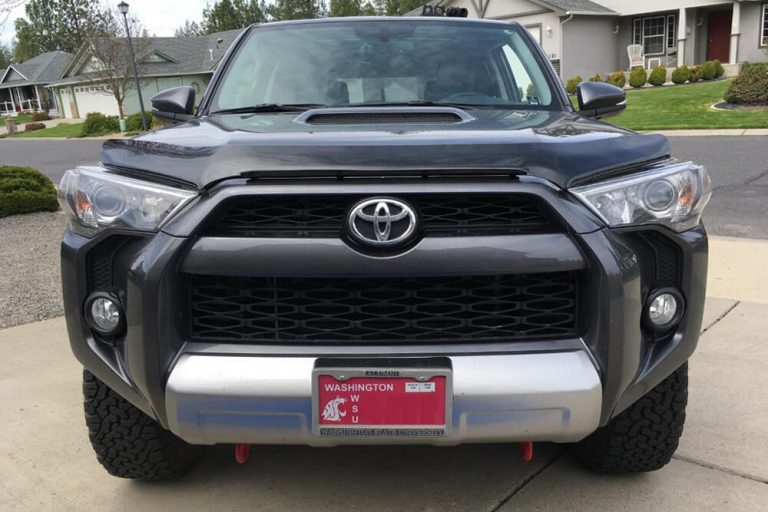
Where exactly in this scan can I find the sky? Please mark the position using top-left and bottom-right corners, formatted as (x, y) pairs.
(0, 0), (213, 45)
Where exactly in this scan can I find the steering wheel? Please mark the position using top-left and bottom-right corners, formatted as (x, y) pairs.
(438, 92), (492, 102)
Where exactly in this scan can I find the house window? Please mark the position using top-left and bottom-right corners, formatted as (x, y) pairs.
(632, 15), (675, 55)
(667, 15), (676, 49)
(762, 4), (767, 47)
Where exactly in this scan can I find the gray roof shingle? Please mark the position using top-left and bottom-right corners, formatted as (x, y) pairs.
(0, 50), (74, 88)
(531, 0), (615, 14)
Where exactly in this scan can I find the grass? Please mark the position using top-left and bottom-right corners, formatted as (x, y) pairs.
(10, 122), (85, 138)
(0, 113), (32, 125)
(592, 80), (768, 131)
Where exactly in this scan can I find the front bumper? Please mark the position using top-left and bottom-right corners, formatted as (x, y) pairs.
(166, 351), (601, 445)
(61, 178), (708, 445)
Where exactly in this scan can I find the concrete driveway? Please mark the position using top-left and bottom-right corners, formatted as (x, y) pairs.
(1, 237), (767, 512)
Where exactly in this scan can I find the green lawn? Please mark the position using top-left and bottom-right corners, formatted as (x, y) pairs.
(0, 114), (33, 125)
(10, 122), (85, 138)
(592, 80), (768, 131)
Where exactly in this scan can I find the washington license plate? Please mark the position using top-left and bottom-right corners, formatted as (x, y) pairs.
(312, 368), (451, 438)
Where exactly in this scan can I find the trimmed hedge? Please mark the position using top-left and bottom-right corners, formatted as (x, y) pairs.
(125, 111), (153, 132)
(671, 65), (691, 84)
(629, 66), (647, 88)
(724, 63), (768, 105)
(30, 111), (52, 122)
(0, 166), (59, 218)
(698, 61), (716, 81)
(82, 112), (120, 137)
(589, 73), (602, 82)
(689, 66), (700, 82)
(607, 71), (626, 88)
(566, 75), (582, 95)
(712, 60), (725, 79)
(648, 65), (667, 86)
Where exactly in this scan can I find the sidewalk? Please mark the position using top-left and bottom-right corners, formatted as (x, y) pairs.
(0, 117), (69, 137)
(0, 236), (766, 511)
(644, 128), (768, 137)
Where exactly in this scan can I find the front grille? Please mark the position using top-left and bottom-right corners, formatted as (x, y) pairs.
(189, 272), (579, 344)
(205, 195), (557, 238)
(633, 231), (682, 288)
(87, 236), (131, 290)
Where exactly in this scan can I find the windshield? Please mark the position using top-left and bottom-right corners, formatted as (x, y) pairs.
(209, 19), (558, 112)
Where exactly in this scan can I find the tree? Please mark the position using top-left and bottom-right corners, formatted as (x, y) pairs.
(203, 0), (268, 33)
(329, 0), (361, 17)
(12, 0), (102, 61)
(174, 19), (203, 38)
(0, 42), (12, 68)
(376, 0), (421, 15)
(268, 0), (325, 21)
(82, 7), (150, 119)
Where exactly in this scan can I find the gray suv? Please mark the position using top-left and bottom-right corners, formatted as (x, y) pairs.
(58, 15), (711, 480)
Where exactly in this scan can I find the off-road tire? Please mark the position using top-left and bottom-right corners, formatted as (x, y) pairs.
(83, 369), (198, 480)
(574, 363), (688, 473)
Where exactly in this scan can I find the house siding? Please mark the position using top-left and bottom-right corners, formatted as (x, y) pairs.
(562, 16), (620, 79)
(738, 2), (768, 63)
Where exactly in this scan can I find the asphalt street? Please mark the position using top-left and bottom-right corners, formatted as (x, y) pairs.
(1, 135), (766, 238)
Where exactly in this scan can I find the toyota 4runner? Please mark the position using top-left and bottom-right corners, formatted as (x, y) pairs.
(58, 15), (711, 480)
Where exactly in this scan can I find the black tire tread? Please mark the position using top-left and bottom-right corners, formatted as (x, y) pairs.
(575, 363), (688, 473)
(83, 369), (197, 480)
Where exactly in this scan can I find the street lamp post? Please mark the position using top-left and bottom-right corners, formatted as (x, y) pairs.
(117, 1), (148, 131)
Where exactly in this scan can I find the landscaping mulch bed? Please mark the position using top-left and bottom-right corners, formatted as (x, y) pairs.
(0, 211), (68, 329)
(712, 101), (768, 111)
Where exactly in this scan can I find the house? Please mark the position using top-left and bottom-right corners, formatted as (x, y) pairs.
(45, 29), (243, 120)
(0, 50), (74, 116)
(419, 0), (768, 80)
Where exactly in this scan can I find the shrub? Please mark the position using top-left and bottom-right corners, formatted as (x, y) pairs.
(150, 115), (170, 130)
(589, 73), (602, 82)
(671, 65), (691, 84)
(712, 59), (725, 78)
(724, 63), (768, 105)
(30, 111), (52, 122)
(565, 75), (582, 95)
(125, 111), (153, 132)
(629, 66), (647, 88)
(81, 112), (120, 137)
(689, 66), (700, 82)
(648, 65), (667, 86)
(0, 166), (59, 218)
(607, 71), (626, 88)
(698, 61), (716, 81)
(24, 122), (46, 132)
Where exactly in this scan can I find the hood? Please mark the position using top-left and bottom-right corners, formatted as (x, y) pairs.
(100, 109), (669, 190)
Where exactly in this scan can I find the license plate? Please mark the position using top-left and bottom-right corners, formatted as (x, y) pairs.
(312, 368), (451, 438)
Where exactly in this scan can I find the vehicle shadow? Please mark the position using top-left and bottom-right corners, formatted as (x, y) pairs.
(119, 443), (565, 512)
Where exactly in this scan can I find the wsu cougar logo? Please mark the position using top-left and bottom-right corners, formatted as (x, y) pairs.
(321, 396), (347, 422)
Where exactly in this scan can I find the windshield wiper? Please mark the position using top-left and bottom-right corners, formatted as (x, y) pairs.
(209, 103), (326, 115)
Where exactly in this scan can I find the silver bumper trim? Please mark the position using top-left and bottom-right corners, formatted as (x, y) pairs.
(165, 351), (602, 446)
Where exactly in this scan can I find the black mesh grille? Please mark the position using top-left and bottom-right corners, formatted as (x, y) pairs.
(636, 231), (682, 288)
(305, 112), (463, 125)
(206, 195), (557, 238)
(189, 272), (579, 344)
(87, 236), (130, 290)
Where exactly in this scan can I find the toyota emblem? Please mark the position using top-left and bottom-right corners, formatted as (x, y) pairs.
(348, 198), (417, 247)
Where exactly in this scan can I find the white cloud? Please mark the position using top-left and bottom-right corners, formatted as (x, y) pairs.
(1, 0), (212, 46)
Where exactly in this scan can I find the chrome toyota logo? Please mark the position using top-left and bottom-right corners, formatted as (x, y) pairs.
(348, 198), (417, 247)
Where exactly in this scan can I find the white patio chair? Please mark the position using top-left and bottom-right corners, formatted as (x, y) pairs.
(627, 44), (644, 70)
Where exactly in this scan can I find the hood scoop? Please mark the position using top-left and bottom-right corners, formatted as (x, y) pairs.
(296, 107), (474, 125)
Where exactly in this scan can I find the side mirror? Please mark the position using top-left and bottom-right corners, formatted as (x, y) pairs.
(577, 81), (626, 119)
(151, 86), (195, 123)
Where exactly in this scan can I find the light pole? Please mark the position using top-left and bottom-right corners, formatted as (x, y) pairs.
(117, 1), (148, 131)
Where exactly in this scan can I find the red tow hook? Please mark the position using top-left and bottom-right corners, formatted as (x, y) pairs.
(520, 441), (534, 462)
(235, 443), (251, 464)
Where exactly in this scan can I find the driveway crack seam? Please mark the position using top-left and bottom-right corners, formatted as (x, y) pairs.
(488, 449), (564, 512)
(700, 300), (740, 335)
(672, 454), (768, 485)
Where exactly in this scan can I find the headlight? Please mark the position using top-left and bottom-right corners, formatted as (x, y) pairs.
(58, 166), (197, 237)
(570, 162), (711, 232)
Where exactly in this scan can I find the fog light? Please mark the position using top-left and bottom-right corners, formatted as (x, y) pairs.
(85, 293), (124, 336)
(645, 289), (684, 331)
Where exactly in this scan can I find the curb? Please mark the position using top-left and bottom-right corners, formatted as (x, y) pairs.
(642, 129), (768, 137)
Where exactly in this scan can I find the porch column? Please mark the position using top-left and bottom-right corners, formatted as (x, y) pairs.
(677, 8), (687, 66)
(34, 85), (41, 111)
(729, 1), (740, 64)
(8, 88), (16, 112)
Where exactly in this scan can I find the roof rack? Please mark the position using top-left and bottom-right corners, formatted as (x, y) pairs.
(420, 5), (469, 17)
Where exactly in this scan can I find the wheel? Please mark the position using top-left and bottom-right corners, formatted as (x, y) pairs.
(82, 369), (198, 480)
(574, 363), (688, 473)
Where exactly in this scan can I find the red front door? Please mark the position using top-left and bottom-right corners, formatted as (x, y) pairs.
(707, 10), (732, 62)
